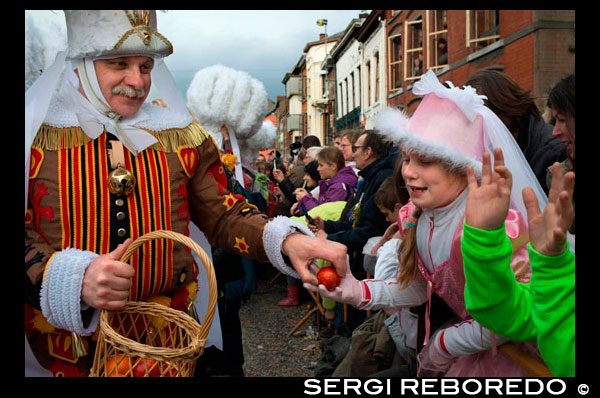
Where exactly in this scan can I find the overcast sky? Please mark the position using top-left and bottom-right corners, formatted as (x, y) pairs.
(26, 10), (367, 101)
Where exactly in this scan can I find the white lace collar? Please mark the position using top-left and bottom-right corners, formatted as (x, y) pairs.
(44, 82), (193, 132)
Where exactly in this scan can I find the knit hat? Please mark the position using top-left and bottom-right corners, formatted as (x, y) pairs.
(304, 160), (321, 183)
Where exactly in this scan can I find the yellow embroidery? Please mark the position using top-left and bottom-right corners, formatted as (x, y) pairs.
(233, 237), (250, 254)
(223, 193), (238, 211)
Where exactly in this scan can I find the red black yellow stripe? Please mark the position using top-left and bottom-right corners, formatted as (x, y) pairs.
(125, 146), (173, 301)
(58, 132), (174, 301)
(58, 133), (110, 255)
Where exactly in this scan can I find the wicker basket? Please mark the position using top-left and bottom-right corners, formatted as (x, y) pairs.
(89, 230), (217, 377)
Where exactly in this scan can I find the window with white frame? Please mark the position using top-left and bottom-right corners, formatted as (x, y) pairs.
(466, 10), (500, 50)
(366, 61), (371, 107)
(338, 82), (344, 115)
(374, 52), (380, 103)
(344, 77), (349, 116)
(350, 72), (355, 111)
(426, 10), (448, 71)
(404, 17), (423, 81)
(356, 66), (361, 107)
(388, 33), (403, 92)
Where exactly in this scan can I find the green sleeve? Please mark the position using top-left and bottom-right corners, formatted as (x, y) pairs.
(462, 223), (537, 341)
(529, 243), (575, 377)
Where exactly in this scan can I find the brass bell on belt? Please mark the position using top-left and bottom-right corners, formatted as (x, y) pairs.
(107, 164), (136, 196)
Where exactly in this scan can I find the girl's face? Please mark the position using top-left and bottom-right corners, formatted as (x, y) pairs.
(401, 152), (467, 209)
(317, 159), (338, 180)
(303, 173), (317, 188)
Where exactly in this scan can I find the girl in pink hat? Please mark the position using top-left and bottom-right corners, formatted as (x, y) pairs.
(305, 70), (549, 377)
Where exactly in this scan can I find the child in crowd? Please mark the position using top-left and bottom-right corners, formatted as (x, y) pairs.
(291, 146), (358, 216)
(276, 161), (322, 306)
(305, 70), (548, 377)
(462, 154), (575, 376)
(367, 175), (410, 258)
(331, 175), (413, 377)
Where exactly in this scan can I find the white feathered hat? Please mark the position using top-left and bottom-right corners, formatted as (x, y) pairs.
(186, 64), (268, 140)
(374, 69), (548, 218)
(64, 10), (172, 60)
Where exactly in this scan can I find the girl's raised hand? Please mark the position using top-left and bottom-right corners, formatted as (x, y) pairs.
(523, 162), (574, 256)
(465, 148), (513, 230)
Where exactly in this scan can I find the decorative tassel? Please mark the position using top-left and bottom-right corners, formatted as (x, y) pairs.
(71, 332), (88, 358)
(145, 123), (210, 152)
(32, 125), (92, 150)
(32, 122), (210, 153)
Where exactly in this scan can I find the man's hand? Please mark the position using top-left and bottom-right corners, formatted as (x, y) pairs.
(314, 230), (328, 239)
(465, 148), (512, 231)
(311, 215), (326, 231)
(282, 233), (347, 285)
(81, 239), (135, 311)
(523, 162), (575, 256)
(290, 202), (300, 216)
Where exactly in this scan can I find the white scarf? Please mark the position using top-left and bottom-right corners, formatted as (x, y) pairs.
(73, 57), (158, 156)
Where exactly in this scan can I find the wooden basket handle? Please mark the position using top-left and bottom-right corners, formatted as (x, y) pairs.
(118, 230), (218, 340)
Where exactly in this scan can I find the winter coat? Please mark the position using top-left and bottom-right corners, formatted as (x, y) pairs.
(324, 152), (397, 280)
(277, 176), (298, 204)
(287, 162), (306, 188)
(517, 116), (567, 194)
(298, 166), (358, 213)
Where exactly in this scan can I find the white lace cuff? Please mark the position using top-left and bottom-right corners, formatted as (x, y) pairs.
(262, 216), (314, 279)
(40, 248), (100, 336)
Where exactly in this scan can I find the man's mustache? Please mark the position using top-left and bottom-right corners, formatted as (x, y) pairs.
(112, 84), (146, 98)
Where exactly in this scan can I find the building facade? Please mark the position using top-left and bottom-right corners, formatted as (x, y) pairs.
(330, 18), (365, 138)
(383, 10), (575, 114)
(280, 10), (574, 152)
(357, 10), (388, 129)
(304, 33), (341, 144)
(281, 54), (306, 155)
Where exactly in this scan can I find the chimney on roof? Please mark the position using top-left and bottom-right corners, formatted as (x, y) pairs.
(319, 33), (327, 40)
(359, 12), (369, 19)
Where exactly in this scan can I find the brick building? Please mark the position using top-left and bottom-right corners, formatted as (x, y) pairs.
(384, 10), (575, 114)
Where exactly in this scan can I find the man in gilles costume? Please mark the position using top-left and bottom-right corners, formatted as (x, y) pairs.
(25, 10), (347, 376)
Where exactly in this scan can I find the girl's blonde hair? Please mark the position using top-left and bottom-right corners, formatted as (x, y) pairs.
(394, 152), (466, 288)
(396, 206), (423, 289)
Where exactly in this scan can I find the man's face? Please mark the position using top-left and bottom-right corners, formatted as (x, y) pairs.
(333, 137), (342, 150)
(353, 133), (370, 170)
(93, 56), (154, 117)
(551, 109), (575, 160)
(340, 136), (354, 161)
